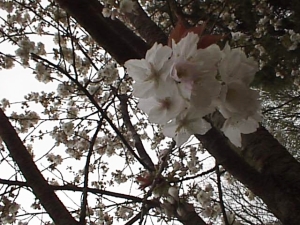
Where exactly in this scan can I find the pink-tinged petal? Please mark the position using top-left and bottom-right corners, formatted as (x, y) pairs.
(146, 43), (172, 71)
(221, 120), (242, 147)
(175, 130), (191, 147)
(137, 97), (157, 115)
(125, 43), (173, 99)
(191, 77), (221, 114)
(238, 117), (259, 134)
(187, 116), (212, 135)
(221, 116), (259, 147)
(124, 59), (148, 81)
(219, 43), (258, 85)
(138, 93), (187, 125)
(172, 33), (199, 60)
(163, 110), (212, 147)
(162, 120), (177, 138)
(218, 81), (260, 118)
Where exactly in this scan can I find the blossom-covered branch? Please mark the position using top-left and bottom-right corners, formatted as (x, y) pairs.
(125, 32), (261, 147)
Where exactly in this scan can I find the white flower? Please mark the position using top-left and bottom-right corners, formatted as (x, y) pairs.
(219, 43), (258, 86)
(61, 122), (74, 136)
(172, 32), (200, 60)
(138, 86), (187, 124)
(168, 186), (179, 201)
(221, 116), (259, 147)
(218, 81), (260, 119)
(197, 189), (211, 206)
(170, 34), (221, 85)
(170, 35), (222, 103)
(190, 76), (221, 114)
(125, 43), (172, 98)
(35, 62), (51, 83)
(163, 110), (211, 147)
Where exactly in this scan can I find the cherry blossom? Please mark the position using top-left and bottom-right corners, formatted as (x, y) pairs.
(138, 91), (187, 124)
(221, 116), (260, 147)
(119, 0), (134, 14)
(163, 110), (211, 147)
(219, 43), (258, 86)
(218, 81), (261, 119)
(125, 31), (261, 147)
(124, 43), (172, 98)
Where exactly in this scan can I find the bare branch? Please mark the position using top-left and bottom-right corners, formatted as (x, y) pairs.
(117, 93), (155, 171)
(79, 121), (102, 224)
(216, 164), (229, 225)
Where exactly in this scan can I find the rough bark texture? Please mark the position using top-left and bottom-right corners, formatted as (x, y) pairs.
(0, 109), (79, 225)
(125, 2), (168, 46)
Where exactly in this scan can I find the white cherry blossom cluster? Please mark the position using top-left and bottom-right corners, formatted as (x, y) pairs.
(125, 32), (261, 147)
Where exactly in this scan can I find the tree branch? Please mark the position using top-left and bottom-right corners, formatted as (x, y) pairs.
(196, 119), (300, 224)
(0, 108), (79, 225)
(40, 1), (300, 224)
(79, 121), (102, 225)
(125, 1), (168, 46)
(0, 178), (157, 205)
(54, 0), (149, 65)
(31, 53), (153, 171)
(216, 164), (229, 225)
(117, 93), (155, 171)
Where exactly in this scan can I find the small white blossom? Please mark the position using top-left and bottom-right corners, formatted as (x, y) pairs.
(168, 186), (179, 201)
(197, 189), (211, 207)
(15, 38), (35, 66)
(61, 121), (74, 136)
(221, 116), (260, 147)
(219, 43), (258, 86)
(1, 98), (10, 110)
(35, 62), (51, 83)
(125, 43), (173, 98)
(163, 110), (211, 147)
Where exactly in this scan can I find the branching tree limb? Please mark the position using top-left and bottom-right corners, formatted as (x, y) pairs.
(117, 93), (155, 171)
(0, 108), (79, 225)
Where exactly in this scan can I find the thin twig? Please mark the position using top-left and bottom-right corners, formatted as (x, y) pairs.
(216, 164), (230, 225)
(30, 53), (152, 171)
(79, 121), (103, 224)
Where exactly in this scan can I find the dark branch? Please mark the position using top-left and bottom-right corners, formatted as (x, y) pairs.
(117, 93), (155, 171)
(0, 109), (79, 225)
(125, 1), (168, 46)
(79, 122), (102, 224)
(54, 0), (149, 65)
